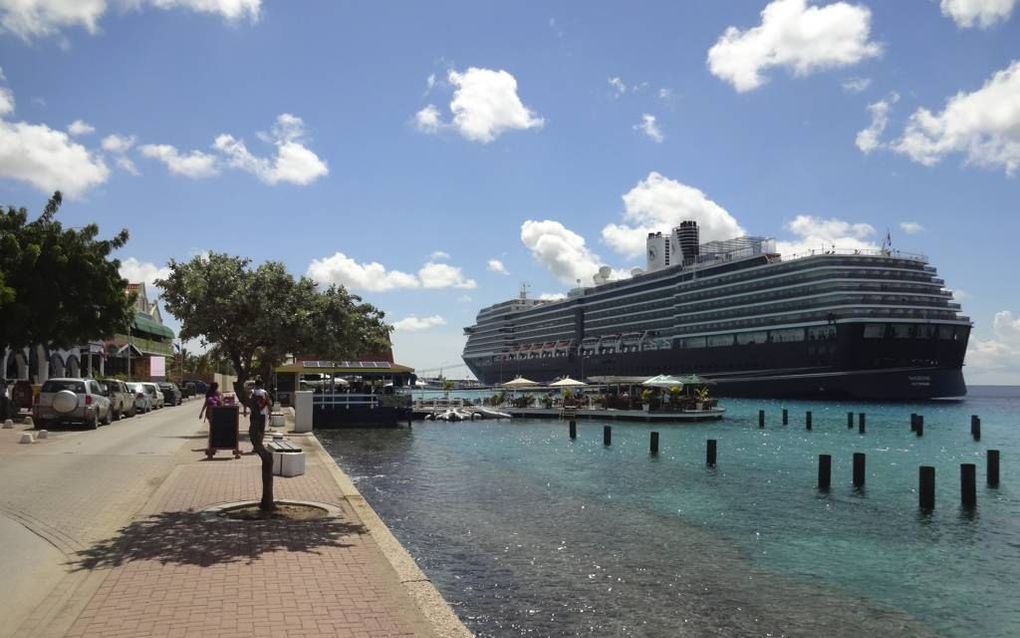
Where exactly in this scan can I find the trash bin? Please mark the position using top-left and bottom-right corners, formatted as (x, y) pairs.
(268, 440), (305, 477)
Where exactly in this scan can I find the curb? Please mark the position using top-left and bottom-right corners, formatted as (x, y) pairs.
(300, 432), (474, 638)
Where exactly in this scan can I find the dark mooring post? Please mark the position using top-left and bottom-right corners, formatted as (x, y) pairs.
(569, 420), (577, 440)
(818, 454), (832, 491)
(650, 431), (659, 455)
(916, 418), (924, 437)
(987, 450), (1000, 487)
(848, 411), (854, 429)
(758, 409), (765, 428)
(782, 408), (788, 425)
(853, 452), (866, 488)
(806, 411), (813, 431)
(858, 412), (866, 433)
(971, 415), (981, 441)
(919, 466), (935, 511)
(603, 425), (612, 446)
(961, 463), (977, 510)
(706, 439), (717, 467)
(910, 413), (918, 433)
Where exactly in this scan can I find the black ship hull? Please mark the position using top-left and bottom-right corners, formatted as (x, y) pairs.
(465, 322), (969, 400)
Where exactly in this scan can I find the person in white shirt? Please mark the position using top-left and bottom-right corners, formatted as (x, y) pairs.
(248, 377), (271, 452)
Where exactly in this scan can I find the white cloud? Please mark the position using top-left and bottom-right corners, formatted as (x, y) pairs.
(139, 143), (219, 178)
(634, 113), (663, 143)
(0, 0), (261, 41)
(306, 254), (476, 292)
(966, 310), (1020, 382)
(213, 113), (328, 185)
(119, 257), (171, 289)
(418, 261), (476, 289)
(101, 133), (135, 153)
(67, 119), (94, 136)
(419, 67), (543, 143)
(707, 0), (881, 92)
(608, 76), (627, 96)
(487, 258), (508, 275)
(414, 104), (442, 133)
(392, 315), (447, 332)
(940, 0), (1016, 28)
(899, 221), (925, 234)
(0, 86), (13, 116)
(429, 250), (450, 261)
(521, 219), (627, 286)
(776, 215), (876, 256)
(601, 172), (745, 258)
(114, 155), (139, 175)
(0, 120), (109, 197)
(889, 60), (1020, 175)
(855, 92), (898, 153)
(841, 76), (871, 93)
(307, 253), (420, 292)
(425, 73), (436, 93)
(538, 292), (567, 301)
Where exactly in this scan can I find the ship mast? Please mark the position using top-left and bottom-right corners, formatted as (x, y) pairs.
(519, 282), (530, 300)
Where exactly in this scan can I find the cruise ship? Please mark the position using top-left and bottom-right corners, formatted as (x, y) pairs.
(462, 221), (970, 399)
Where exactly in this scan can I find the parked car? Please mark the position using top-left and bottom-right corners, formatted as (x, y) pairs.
(33, 377), (112, 429)
(158, 382), (182, 406)
(141, 382), (164, 409)
(180, 381), (196, 399)
(127, 382), (152, 413)
(99, 378), (134, 419)
(192, 380), (209, 394)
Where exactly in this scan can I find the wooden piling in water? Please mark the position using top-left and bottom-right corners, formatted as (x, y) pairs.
(858, 412), (866, 433)
(806, 411), (812, 430)
(706, 439), (717, 467)
(853, 452), (866, 488)
(916, 419), (924, 437)
(650, 431), (659, 455)
(818, 454), (831, 491)
(603, 425), (611, 446)
(910, 413), (917, 433)
(987, 450), (1000, 487)
(782, 408), (788, 425)
(961, 463), (977, 510)
(971, 415), (981, 442)
(848, 412), (854, 429)
(569, 420), (576, 439)
(758, 409), (765, 428)
(919, 466), (935, 511)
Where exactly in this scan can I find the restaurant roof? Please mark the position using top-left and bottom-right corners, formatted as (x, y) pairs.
(275, 360), (414, 375)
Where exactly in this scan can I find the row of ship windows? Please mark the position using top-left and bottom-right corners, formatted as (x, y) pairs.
(676, 307), (960, 336)
(863, 323), (962, 340)
(583, 272), (940, 317)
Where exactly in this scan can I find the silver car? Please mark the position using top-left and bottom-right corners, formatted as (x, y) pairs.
(127, 382), (153, 413)
(142, 382), (164, 409)
(33, 377), (113, 429)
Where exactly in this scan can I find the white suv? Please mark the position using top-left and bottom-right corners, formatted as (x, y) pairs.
(34, 378), (113, 429)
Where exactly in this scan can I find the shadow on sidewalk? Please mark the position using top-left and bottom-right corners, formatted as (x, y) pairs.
(70, 511), (366, 570)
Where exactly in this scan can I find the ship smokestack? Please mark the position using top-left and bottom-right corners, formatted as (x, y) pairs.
(671, 221), (700, 266)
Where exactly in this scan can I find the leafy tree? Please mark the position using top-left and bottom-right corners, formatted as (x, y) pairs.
(0, 192), (133, 352)
(156, 252), (391, 511)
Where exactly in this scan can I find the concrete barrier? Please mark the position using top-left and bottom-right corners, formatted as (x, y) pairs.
(294, 391), (313, 433)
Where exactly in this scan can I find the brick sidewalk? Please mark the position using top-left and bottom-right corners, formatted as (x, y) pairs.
(60, 425), (455, 638)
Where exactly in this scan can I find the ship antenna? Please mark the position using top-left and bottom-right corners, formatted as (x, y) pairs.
(519, 282), (530, 300)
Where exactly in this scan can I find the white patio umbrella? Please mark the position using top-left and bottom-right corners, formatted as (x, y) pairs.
(502, 376), (539, 388)
(642, 374), (685, 388)
(550, 376), (587, 387)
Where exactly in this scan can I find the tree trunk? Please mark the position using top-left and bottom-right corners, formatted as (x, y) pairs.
(249, 413), (275, 511)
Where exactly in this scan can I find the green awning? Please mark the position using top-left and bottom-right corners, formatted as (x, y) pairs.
(133, 314), (175, 339)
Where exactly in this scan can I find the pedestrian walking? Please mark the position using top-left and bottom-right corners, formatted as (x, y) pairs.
(198, 381), (220, 423)
(248, 377), (270, 452)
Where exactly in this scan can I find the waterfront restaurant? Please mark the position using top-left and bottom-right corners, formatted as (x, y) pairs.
(274, 359), (415, 428)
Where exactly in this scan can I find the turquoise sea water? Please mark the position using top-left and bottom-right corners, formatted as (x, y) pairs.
(317, 386), (1019, 637)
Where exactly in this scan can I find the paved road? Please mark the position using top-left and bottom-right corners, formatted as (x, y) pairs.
(0, 400), (205, 637)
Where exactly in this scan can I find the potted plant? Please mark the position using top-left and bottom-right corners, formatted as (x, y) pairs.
(668, 386), (682, 411)
(542, 394), (553, 409)
(695, 386), (710, 411)
(640, 388), (654, 412)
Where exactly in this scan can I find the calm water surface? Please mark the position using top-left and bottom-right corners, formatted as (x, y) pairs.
(317, 387), (1019, 637)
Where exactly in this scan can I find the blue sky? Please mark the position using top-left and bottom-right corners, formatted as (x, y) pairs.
(1, 0), (1019, 382)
